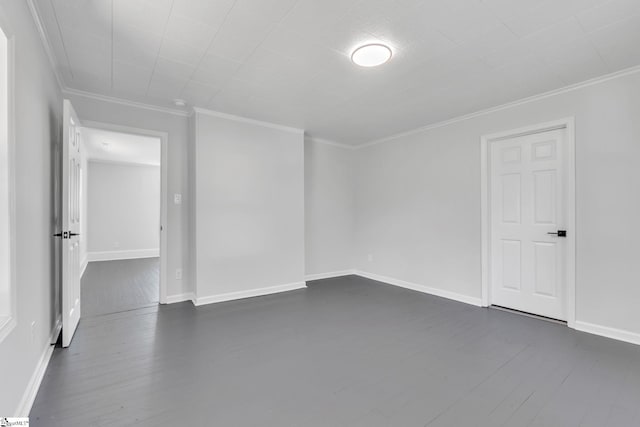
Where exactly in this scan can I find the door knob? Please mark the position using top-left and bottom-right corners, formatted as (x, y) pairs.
(547, 230), (567, 237)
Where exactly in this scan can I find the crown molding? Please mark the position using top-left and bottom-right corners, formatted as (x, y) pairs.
(27, 0), (640, 147)
(63, 87), (191, 117)
(305, 136), (356, 150)
(357, 64), (640, 149)
(26, 0), (65, 91)
(192, 107), (304, 135)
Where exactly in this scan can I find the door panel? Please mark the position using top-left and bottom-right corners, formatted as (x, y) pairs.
(62, 99), (82, 347)
(501, 240), (521, 290)
(533, 171), (556, 224)
(490, 129), (566, 320)
(501, 173), (521, 223)
(533, 241), (557, 297)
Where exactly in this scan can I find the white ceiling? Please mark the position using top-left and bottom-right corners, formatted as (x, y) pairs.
(83, 127), (161, 166)
(34, 0), (640, 145)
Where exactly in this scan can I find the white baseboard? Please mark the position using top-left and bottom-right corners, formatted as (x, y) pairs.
(574, 321), (640, 346)
(87, 248), (159, 262)
(80, 256), (88, 278)
(15, 322), (59, 417)
(50, 317), (61, 345)
(305, 269), (356, 282)
(354, 270), (483, 307)
(194, 281), (307, 306)
(164, 292), (195, 304)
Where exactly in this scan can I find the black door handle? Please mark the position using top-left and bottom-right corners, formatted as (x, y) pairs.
(52, 232), (80, 238)
(547, 230), (567, 237)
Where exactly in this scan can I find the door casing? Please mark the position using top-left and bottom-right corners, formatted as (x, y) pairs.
(81, 120), (169, 305)
(480, 118), (576, 328)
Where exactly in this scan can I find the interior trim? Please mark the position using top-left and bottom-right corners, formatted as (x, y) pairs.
(305, 270), (356, 282)
(164, 292), (196, 305)
(480, 117), (577, 328)
(27, 0), (640, 147)
(305, 137), (356, 151)
(575, 321), (640, 346)
(194, 281), (307, 306)
(355, 270), (483, 307)
(87, 249), (160, 262)
(80, 119), (170, 305)
(14, 319), (60, 416)
(25, 0), (64, 90)
(192, 107), (304, 134)
(64, 87), (190, 117)
(80, 256), (88, 279)
(358, 64), (640, 149)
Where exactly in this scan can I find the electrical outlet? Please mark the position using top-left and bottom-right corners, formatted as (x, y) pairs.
(367, 254), (373, 262)
(174, 193), (182, 205)
(175, 268), (183, 280)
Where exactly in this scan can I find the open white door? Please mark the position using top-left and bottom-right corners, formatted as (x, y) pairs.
(61, 99), (82, 347)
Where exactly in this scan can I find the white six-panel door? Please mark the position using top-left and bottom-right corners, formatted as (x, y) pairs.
(62, 99), (82, 347)
(489, 129), (567, 320)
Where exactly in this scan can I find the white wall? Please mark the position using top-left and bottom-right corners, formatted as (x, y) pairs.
(0, 20), (9, 317)
(63, 94), (190, 298)
(87, 161), (160, 259)
(304, 139), (355, 277)
(0, 0), (62, 415)
(191, 111), (305, 302)
(355, 70), (640, 339)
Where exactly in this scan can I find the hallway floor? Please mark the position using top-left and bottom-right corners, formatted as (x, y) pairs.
(81, 257), (159, 317)
(31, 275), (640, 426)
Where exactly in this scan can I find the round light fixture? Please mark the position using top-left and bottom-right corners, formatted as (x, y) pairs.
(173, 99), (187, 107)
(351, 43), (392, 67)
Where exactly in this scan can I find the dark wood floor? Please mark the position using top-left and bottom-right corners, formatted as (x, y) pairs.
(31, 275), (640, 426)
(81, 258), (159, 317)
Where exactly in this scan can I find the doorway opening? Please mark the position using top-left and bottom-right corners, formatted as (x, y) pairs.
(481, 118), (576, 327)
(79, 122), (168, 317)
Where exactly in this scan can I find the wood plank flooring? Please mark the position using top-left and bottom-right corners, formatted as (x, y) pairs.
(30, 275), (640, 426)
(81, 258), (159, 317)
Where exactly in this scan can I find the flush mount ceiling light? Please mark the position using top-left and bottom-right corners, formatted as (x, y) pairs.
(173, 99), (187, 107)
(351, 43), (392, 67)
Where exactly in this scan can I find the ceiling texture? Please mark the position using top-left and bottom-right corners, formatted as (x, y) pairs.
(83, 127), (161, 165)
(33, 0), (640, 145)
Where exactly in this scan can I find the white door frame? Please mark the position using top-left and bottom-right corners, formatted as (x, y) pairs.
(81, 120), (169, 304)
(480, 117), (576, 328)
